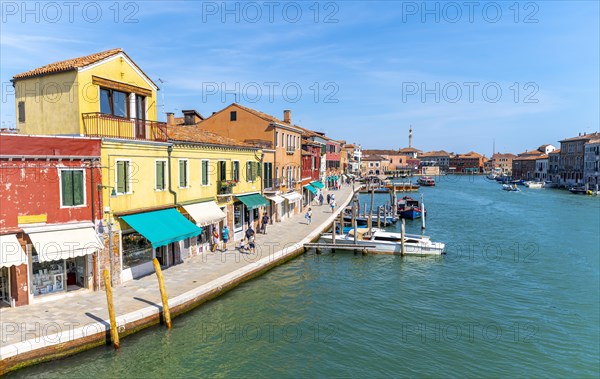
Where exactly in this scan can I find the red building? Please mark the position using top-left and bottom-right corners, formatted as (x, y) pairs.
(449, 152), (485, 173)
(0, 134), (103, 307)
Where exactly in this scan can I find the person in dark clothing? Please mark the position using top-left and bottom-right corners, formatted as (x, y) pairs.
(245, 226), (256, 253)
(261, 213), (269, 234)
(327, 193), (331, 205)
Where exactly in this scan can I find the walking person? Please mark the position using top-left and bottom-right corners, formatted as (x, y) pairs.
(245, 226), (255, 254)
(211, 228), (220, 252)
(221, 225), (229, 251)
(319, 192), (324, 206)
(261, 213), (269, 234)
(331, 199), (336, 213)
(327, 193), (331, 205)
(305, 207), (313, 224)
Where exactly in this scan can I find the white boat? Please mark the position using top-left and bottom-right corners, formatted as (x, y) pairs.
(502, 184), (520, 192)
(524, 181), (544, 189)
(320, 228), (445, 256)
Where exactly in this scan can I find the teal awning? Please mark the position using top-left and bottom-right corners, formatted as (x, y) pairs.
(236, 193), (269, 210)
(304, 184), (317, 195)
(121, 208), (202, 249)
(310, 181), (324, 189)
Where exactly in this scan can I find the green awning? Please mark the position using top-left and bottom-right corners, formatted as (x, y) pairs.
(310, 181), (324, 189)
(236, 193), (269, 210)
(121, 208), (202, 249)
(304, 184), (317, 195)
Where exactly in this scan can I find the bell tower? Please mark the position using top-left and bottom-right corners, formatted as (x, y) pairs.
(409, 125), (413, 148)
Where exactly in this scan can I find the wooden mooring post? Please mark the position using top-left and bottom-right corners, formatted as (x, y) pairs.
(103, 269), (120, 350)
(152, 258), (172, 329)
(401, 219), (406, 256)
(377, 206), (381, 228)
(421, 193), (426, 230)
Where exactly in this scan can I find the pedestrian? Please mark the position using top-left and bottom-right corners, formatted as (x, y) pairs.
(211, 228), (219, 252)
(221, 225), (229, 251)
(261, 213), (269, 234)
(246, 226), (256, 253)
(319, 192), (324, 206)
(305, 207), (313, 224)
(331, 193), (336, 203)
(331, 199), (336, 213)
(327, 193), (331, 205)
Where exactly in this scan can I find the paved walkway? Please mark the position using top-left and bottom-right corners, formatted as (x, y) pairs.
(0, 184), (356, 363)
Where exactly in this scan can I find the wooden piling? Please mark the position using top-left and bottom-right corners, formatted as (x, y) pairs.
(103, 269), (120, 350)
(352, 199), (358, 245)
(332, 220), (337, 245)
(400, 219), (406, 256)
(421, 193), (426, 230)
(377, 206), (381, 228)
(152, 258), (172, 329)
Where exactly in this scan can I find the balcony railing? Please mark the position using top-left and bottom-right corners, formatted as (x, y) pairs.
(82, 113), (168, 142)
(218, 181), (237, 195)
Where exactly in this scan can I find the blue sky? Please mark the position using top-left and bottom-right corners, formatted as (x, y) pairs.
(1, 1), (598, 154)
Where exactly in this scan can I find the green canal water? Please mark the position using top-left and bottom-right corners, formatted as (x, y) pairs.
(11, 176), (600, 377)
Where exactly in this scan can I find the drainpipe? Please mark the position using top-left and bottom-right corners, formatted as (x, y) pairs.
(167, 144), (177, 205)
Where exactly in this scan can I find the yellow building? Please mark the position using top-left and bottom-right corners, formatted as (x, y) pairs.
(12, 49), (268, 284)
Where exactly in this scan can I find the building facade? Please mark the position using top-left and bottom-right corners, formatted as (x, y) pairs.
(584, 139), (600, 187)
(559, 133), (600, 186)
(449, 152), (485, 173)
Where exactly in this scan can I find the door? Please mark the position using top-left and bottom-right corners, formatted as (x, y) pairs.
(135, 95), (146, 139)
(0, 267), (9, 305)
(233, 202), (244, 240)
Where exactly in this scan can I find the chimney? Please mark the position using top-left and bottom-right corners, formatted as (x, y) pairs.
(166, 112), (175, 126)
(283, 109), (291, 124)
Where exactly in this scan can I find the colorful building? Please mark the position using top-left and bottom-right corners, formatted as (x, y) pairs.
(449, 152), (485, 173)
(197, 104), (303, 221)
(0, 134), (103, 307)
(559, 133), (600, 186)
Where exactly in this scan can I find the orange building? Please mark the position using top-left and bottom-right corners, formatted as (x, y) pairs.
(193, 103), (304, 220)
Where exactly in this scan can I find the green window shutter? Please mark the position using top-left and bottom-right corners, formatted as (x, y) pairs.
(72, 170), (84, 205)
(246, 162), (251, 182)
(179, 160), (186, 187)
(61, 171), (73, 206)
(201, 161), (208, 185)
(156, 162), (164, 190)
(256, 162), (262, 177)
(116, 161), (125, 193)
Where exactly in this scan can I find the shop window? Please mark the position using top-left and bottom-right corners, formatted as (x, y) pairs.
(121, 232), (153, 269)
(30, 247), (66, 296)
(60, 169), (84, 207)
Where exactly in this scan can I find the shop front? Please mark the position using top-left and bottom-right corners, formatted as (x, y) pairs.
(281, 191), (303, 218)
(234, 193), (270, 238)
(23, 223), (102, 300)
(264, 194), (285, 223)
(182, 201), (227, 254)
(0, 234), (28, 307)
(303, 184), (318, 206)
(119, 208), (201, 279)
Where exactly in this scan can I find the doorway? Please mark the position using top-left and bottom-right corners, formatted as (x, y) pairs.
(66, 256), (87, 291)
(0, 267), (10, 305)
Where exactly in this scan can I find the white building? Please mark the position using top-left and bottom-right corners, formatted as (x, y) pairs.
(584, 139), (600, 187)
(534, 155), (549, 181)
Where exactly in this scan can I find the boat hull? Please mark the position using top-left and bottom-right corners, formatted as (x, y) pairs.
(319, 233), (445, 256)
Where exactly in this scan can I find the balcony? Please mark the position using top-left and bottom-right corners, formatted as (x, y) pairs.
(82, 113), (168, 142)
(218, 180), (237, 195)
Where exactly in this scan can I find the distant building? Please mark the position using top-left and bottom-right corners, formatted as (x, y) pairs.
(559, 132), (600, 186)
(361, 155), (388, 175)
(512, 145), (556, 180)
(584, 138), (600, 187)
(548, 149), (562, 186)
(490, 153), (517, 175)
(534, 155), (549, 181)
(419, 150), (451, 172)
(449, 152), (485, 173)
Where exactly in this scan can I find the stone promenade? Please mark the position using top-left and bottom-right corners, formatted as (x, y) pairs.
(0, 184), (356, 374)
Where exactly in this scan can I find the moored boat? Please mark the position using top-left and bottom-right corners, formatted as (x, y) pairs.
(397, 196), (424, 219)
(320, 228), (445, 256)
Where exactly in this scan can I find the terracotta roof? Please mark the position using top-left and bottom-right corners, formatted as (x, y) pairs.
(491, 153), (517, 159)
(420, 150), (450, 157)
(362, 155), (386, 161)
(169, 125), (257, 148)
(399, 147), (421, 153)
(13, 48), (124, 80)
(362, 149), (400, 156)
(549, 149), (561, 154)
(559, 132), (600, 143)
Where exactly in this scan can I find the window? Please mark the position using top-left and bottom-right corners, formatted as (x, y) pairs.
(218, 161), (227, 181)
(116, 160), (130, 194)
(201, 160), (210, 186)
(230, 111), (237, 121)
(281, 133), (285, 147)
(179, 159), (188, 188)
(246, 161), (254, 182)
(263, 162), (273, 188)
(100, 88), (128, 118)
(60, 169), (84, 206)
(18, 101), (25, 123)
(155, 161), (166, 191)
(232, 161), (240, 182)
(275, 132), (279, 147)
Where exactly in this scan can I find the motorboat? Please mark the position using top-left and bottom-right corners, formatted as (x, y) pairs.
(524, 181), (544, 189)
(397, 196), (424, 219)
(320, 228), (445, 256)
(502, 184), (520, 192)
(417, 176), (436, 186)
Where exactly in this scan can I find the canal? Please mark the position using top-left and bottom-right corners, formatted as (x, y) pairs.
(10, 176), (600, 377)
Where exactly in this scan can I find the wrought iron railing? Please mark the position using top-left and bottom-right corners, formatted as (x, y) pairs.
(82, 113), (168, 141)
